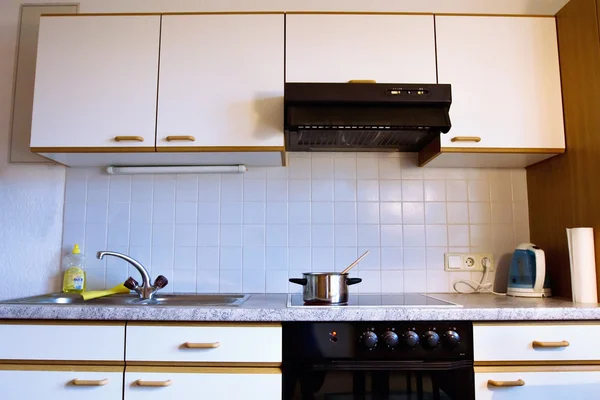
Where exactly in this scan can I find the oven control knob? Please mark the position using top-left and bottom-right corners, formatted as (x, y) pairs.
(402, 331), (420, 348)
(444, 331), (461, 348)
(382, 331), (399, 348)
(360, 331), (378, 349)
(423, 331), (440, 349)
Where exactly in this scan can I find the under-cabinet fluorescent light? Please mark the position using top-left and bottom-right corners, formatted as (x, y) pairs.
(106, 165), (247, 175)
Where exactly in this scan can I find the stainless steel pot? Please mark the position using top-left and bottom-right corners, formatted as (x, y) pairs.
(289, 272), (362, 304)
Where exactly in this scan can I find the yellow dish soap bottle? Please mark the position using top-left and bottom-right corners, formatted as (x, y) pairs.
(62, 244), (86, 293)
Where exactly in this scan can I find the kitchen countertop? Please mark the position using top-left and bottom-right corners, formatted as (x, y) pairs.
(1, 293), (600, 322)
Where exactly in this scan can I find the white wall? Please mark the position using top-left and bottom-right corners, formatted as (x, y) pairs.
(0, 0), (547, 300)
(0, 2), (66, 300)
(62, 155), (529, 294)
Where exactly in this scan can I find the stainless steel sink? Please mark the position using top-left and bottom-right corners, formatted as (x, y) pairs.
(2, 293), (250, 307)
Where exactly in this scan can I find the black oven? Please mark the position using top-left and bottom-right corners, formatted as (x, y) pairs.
(282, 322), (474, 400)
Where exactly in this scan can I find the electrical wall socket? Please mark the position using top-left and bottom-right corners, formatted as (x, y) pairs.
(444, 253), (494, 272)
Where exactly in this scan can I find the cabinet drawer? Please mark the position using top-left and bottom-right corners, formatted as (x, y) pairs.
(475, 366), (600, 400)
(124, 367), (281, 400)
(474, 323), (600, 362)
(0, 322), (125, 362)
(0, 366), (124, 400)
(126, 323), (281, 364)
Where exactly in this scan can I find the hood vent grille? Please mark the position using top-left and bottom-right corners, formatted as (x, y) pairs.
(289, 129), (439, 152)
(284, 83), (452, 152)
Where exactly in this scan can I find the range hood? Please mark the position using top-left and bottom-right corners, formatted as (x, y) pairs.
(284, 83), (451, 152)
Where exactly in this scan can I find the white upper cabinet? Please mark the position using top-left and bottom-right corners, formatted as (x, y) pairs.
(435, 16), (565, 150)
(156, 14), (285, 149)
(285, 14), (437, 83)
(30, 16), (160, 149)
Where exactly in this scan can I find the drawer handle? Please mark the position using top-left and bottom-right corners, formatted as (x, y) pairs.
(348, 80), (377, 83)
(184, 341), (221, 349)
(451, 136), (482, 143)
(166, 135), (196, 142)
(135, 379), (172, 387)
(114, 136), (144, 142)
(488, 379), (525, 388)
(532, 340), (570, 348)
(71, 378), (109, 386)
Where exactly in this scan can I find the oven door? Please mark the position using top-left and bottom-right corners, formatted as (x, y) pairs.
(283, 361), (474, 400)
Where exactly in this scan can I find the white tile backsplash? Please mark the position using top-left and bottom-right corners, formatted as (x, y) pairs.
(62, 153), (529, 293)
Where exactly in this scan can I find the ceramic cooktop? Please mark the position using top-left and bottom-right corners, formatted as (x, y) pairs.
(287, 294), (461, 308)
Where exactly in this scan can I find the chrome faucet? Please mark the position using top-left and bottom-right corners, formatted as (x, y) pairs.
(96, 251), (168, 300)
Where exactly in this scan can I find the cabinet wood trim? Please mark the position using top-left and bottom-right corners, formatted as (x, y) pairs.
(127, 322), (281, 327)
(0, 321), (125, 326)
(31, 147), (155, 153)
(473, 322), (600, 327)
(434, 13), (554, 18)
(42, 12), (285, 17)
(0, 360), (125, 366)
(286, 11), (433, 15)
(474, 360), (600, 366)
(476, 365), (600, 373)
(126, 361), (281, 367)
(281, 151), (287, 167)
(127, 366), (281, 374)
(0, 364), (123, 372)
(155, 146), (285, 152)
(418, 136), (442, 166)
(442, 147), (565, 154)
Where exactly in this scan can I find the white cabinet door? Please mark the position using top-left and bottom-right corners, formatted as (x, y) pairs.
(157, 14), (284, 149)
(286, 14), (437, 83)
(0, 367), (123, 400)
(124, 368), (281, 400)
(475, 368), (600, 400)
(436, 16), (564, 150)
(0, 323), (125, 362)
(126, 323), (282, 364)
(30, 15), (160, 149)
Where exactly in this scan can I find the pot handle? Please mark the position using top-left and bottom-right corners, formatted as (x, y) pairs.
(289, 278), (308, 286)
(346, 278), (362, 286)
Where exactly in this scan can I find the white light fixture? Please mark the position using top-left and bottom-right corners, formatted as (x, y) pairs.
(106, 165), (247, 175)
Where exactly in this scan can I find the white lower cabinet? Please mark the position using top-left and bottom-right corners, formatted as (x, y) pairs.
(0, 366), (124, 399)
(475, 367), (600, 399)
(124, 367), (281, 400)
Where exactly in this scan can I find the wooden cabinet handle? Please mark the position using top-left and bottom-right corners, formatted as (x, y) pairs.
(166, 135), (196, 142)
(183, 341), (220, 349)
(450, 136), (482, 143)
(135, 379), (172, 387)
(71, 378), (109, 386)
(348, 80), (376, 83)
(487, 379), (525, 387)
(114, 136), (144, 142)
(532, 340), (570, 348)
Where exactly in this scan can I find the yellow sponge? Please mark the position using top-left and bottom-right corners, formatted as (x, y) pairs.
(81, 284), (130, 301)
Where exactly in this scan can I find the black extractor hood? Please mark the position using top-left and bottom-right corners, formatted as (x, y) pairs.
(284, 82), (452, 152)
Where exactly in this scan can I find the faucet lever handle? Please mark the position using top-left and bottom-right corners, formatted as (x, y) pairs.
(124, 277), (139, 291)
(154, 275), (169, 289)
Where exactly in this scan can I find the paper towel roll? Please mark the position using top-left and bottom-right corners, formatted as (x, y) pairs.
(567, 227), (598, 303)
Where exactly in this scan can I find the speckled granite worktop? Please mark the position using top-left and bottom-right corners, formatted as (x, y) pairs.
(1, 293), (599, 322)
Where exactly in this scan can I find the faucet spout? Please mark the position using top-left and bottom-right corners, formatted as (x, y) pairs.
(96, 251), (164, 300)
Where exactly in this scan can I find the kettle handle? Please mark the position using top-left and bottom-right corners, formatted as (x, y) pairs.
(529, 245), (546, 293)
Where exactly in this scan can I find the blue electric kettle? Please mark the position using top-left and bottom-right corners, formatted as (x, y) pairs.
(506, 243), (552, 298)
